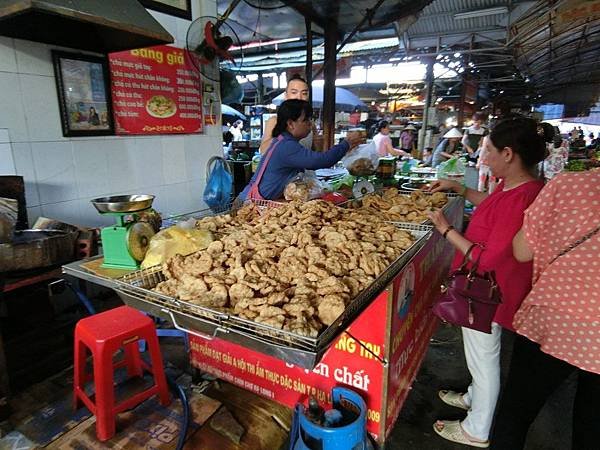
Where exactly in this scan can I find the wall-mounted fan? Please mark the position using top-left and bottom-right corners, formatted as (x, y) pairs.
(185, 15), (243, 83)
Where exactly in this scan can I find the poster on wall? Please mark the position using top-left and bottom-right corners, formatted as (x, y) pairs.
(52, 51), (114, 137)
(108, 45), (202, 135)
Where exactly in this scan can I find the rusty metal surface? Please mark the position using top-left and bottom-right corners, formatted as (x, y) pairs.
(0, 176), (27, 230)
(0, 230), (78, 273)
(0, 0), (173, 53)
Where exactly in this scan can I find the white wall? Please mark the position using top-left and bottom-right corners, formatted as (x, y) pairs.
(0, 0), (222, 227)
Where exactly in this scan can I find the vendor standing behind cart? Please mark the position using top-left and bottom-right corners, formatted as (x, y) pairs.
(432, 127), (463, 168)
(462, 112), (487, 162)
(240, 100), (362, 201)
(372, 120), (411, 157)
(260, 74), (314, 153)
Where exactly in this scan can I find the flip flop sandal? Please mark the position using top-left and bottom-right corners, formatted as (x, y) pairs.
(433, 420), (490, 448)
(438, 389), (470, 411)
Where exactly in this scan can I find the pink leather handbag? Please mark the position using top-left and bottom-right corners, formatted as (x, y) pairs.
(432, 243), (502, 334)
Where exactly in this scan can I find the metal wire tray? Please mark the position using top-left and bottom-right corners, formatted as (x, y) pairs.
(113, 224), (432, 369)
(339, 188), (462, 226)
(167, 198), (284, 224)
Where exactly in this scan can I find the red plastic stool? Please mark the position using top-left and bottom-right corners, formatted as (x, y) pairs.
(73, 305), (171, 441)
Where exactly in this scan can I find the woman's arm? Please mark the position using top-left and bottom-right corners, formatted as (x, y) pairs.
(512, 228), (534, 262)
(384, 139), (410, 157)
(440, 151), (455, 159)
(285, 139), (350, 170)
(259, 117), (277, 154)
(428, 209), (474, 256)
(428, 179), (488, 206)
(461, 133), (473, 153)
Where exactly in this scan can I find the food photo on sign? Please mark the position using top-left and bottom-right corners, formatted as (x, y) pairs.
(108, 45), (203, 135)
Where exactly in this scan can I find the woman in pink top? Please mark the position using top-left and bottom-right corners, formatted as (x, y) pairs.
(427, 117), (548, 448)
(490, 169), (600, 449)
(371, 121), (411, 157)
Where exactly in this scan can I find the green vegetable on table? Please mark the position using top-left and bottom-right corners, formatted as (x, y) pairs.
(565, 160), (587, 172)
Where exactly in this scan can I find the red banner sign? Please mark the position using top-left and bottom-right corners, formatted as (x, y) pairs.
(190, 288), (389, 440)
(109, 45), (202, 135)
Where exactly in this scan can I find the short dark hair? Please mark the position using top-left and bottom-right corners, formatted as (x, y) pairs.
(272, 99), (313, 137)
(288, 73), (307, 85)
(489, 117), (547, 169)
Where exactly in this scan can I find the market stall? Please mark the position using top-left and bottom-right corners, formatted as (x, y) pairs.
(62, 188), (463, 445)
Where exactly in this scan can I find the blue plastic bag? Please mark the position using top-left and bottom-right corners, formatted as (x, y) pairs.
(203, 156), (233, 211)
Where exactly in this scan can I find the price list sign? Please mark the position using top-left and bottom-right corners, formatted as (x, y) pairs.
(108, 45), (203, 135)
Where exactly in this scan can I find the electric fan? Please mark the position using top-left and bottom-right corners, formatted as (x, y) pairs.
(185, 15), (243, 83)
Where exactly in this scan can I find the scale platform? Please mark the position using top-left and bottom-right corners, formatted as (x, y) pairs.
(91, 195), (156, 270)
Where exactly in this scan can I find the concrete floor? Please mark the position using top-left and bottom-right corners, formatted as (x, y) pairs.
(387, 324), (574, 450)
(1, 286), (576, 449)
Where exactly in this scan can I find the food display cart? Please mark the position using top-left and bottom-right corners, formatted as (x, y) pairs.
(62, 190), (464, 446)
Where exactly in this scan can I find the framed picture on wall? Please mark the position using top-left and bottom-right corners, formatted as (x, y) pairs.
(139, 0), (192, 20)
(52, 51), (114, 137)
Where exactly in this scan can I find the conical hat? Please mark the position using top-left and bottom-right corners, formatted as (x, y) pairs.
(403, 124), (416, 131)
(443, 128), (463, 139)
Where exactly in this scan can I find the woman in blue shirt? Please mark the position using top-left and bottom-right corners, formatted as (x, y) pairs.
(240, 100), (362, 201)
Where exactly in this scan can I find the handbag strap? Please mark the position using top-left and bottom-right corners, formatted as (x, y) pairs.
(458, 243), (484, 273)
(548, 224), (600, 265)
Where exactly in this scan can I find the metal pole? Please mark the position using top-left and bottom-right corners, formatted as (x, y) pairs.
(305, 17), (313, 106)
(457, 74), (466, 127)
(419, 57), (435, 154)
(323, 20), (337, 149)
(257, 72), (264, 104)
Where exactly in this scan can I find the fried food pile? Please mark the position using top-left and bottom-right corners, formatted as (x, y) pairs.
(284, 176), (322, 202)
(347, 158), (376, 176)
(194, 203), (263, 233)
(352, 188), (448, 223)
(154, 200), (415, 337)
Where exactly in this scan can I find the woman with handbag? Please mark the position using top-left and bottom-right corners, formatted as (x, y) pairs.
(489, 169), (600, 450)
(426, 118), (548, 448)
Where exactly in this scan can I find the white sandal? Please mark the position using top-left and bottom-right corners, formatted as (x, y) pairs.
(433, 420), (489, 448)
(438, 389), (470, 411)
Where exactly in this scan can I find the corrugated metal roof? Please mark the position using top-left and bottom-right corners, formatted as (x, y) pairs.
(510, 1), (600, 106)
(408, 13), (505, 36)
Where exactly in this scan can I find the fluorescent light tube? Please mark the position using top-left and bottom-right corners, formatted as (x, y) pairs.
(454, 7), (508, 20)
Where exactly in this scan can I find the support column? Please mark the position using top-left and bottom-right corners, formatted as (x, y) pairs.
(322, 20), (338, 149)
(305, 17), (313, 106)
(419, 57), (435, 154)
(457, 75), (466, 128)
(257, 72), (264, 104)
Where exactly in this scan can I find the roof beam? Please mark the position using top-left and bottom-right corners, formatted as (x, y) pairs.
(280, 0), (328, 30)
(364, 0), (432, 31)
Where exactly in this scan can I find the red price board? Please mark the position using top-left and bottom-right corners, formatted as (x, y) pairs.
(109, 45), (202, 135)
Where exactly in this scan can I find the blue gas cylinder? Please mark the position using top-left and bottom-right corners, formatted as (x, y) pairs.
(290, 387), (375, 450)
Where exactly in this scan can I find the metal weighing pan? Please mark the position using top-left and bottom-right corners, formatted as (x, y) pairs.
(91, 194), (154, 214)
(113, 224), (432, 369)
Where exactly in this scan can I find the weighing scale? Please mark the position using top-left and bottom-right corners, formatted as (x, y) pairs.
(91, 195), (156, 270)
(352, 178), (376, 198)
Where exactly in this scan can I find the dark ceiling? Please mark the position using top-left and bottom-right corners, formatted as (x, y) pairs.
(218, 0), (600, 113)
